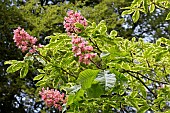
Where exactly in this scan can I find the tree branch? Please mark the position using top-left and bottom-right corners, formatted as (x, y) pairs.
(89, 37), (102, 53)
(90, 59), (102, 69)
(61, 68), (77, 79)
(123, 70), (157, 99)
(126, 70), (168, 84)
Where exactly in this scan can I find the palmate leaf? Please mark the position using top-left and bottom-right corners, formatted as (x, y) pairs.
(77, 69), (99, 90)
(95, 70), (116, 91)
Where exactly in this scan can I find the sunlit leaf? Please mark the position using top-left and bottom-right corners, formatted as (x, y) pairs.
(132, 10), (140, 23)
(95, 70), (116, 91)
(77, 69), (99, 89)
(20, 62), (29, 78)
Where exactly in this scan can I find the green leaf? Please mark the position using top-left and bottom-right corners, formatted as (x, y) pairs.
(20, 62), (29, 78)
(138, 106), (149, 113)
(67, 89), (84, 105)
(37, 69), (45, 73)
(87, 83), (104, 98)
(67, 94), (75, 105)
(143, 0), (148, 13)
(36, 80), (46, 86)
(97, 20), (107, 34)
(139, 86), (147, 98)
(110, 30), (117, 38)
(74, 89), (84, 101)
(149, 4), (155, 13)
(121, 62), (131, 70)
(39, 48), (47, 56)
(165, 12), (170, 20)
(154, 97), (164, 103)
(129, 99), (139, 110)
(131, 91), (138, 98)
(77, 69), (99, 89)
(75, 23), (85, 31)
(33, 74), (44, 81)
(95, 70), (116, 91)
(121, 10), (134, 16)
(6, 61), (24, 73)
(4, 60), (18, 65)
(132, 10), (140, 23)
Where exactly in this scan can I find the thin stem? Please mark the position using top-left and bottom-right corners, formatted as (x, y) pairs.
(35, 51), (77, 79)
(61, 68), (77, 79)
(90, 59), (102, 69)
(146, 59), (150, 68)
(36, 51), (50, 63)
(126, 70), (168, 84)
(89, 37), (102, 53)
(123, 70), (157, 99)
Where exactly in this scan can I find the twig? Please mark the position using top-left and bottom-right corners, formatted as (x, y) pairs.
(126, 70), (168, 84)
(146, 59), (151, 68)
(89, 37), (102, 53)
(36, 51), (77, 79)
(90, 59), (102, 69)
(123, 70), (157, 99)
(61, 68), (77, 79)
(36, 51), (50, 63)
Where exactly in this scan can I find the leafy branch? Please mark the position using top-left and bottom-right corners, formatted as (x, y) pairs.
(122, 69), (157, 99)
(89, 37), (102, 53)
(125, 70), (168, 85)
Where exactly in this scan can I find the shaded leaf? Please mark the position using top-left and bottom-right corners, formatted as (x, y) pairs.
(4, 60), (18, 65)
(87, 83), (104, 98)
(110, 30), (117, 38)
(75, 23), (85, 31)
(6, 61), (24, 73)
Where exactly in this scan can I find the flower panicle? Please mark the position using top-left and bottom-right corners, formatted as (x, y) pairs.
(39, 87), (66, 111)
(63, 10), (88, 35)
(13, 27), (43, 53)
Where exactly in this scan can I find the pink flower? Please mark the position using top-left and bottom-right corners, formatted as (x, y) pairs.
(39, 87), (66, 111)
(13, 27), (43, 54)
(64, 10), (88, 35)
(71, 35), (96, 64)
(85, 46), (93, 51)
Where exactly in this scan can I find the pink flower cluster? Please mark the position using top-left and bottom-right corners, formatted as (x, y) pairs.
(63, 10), (96, 64)
(72, 35), (96, 64)
(63, 10), (88, 35)
(39, 87), (66, 111)
(13, 27), (43, 53)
